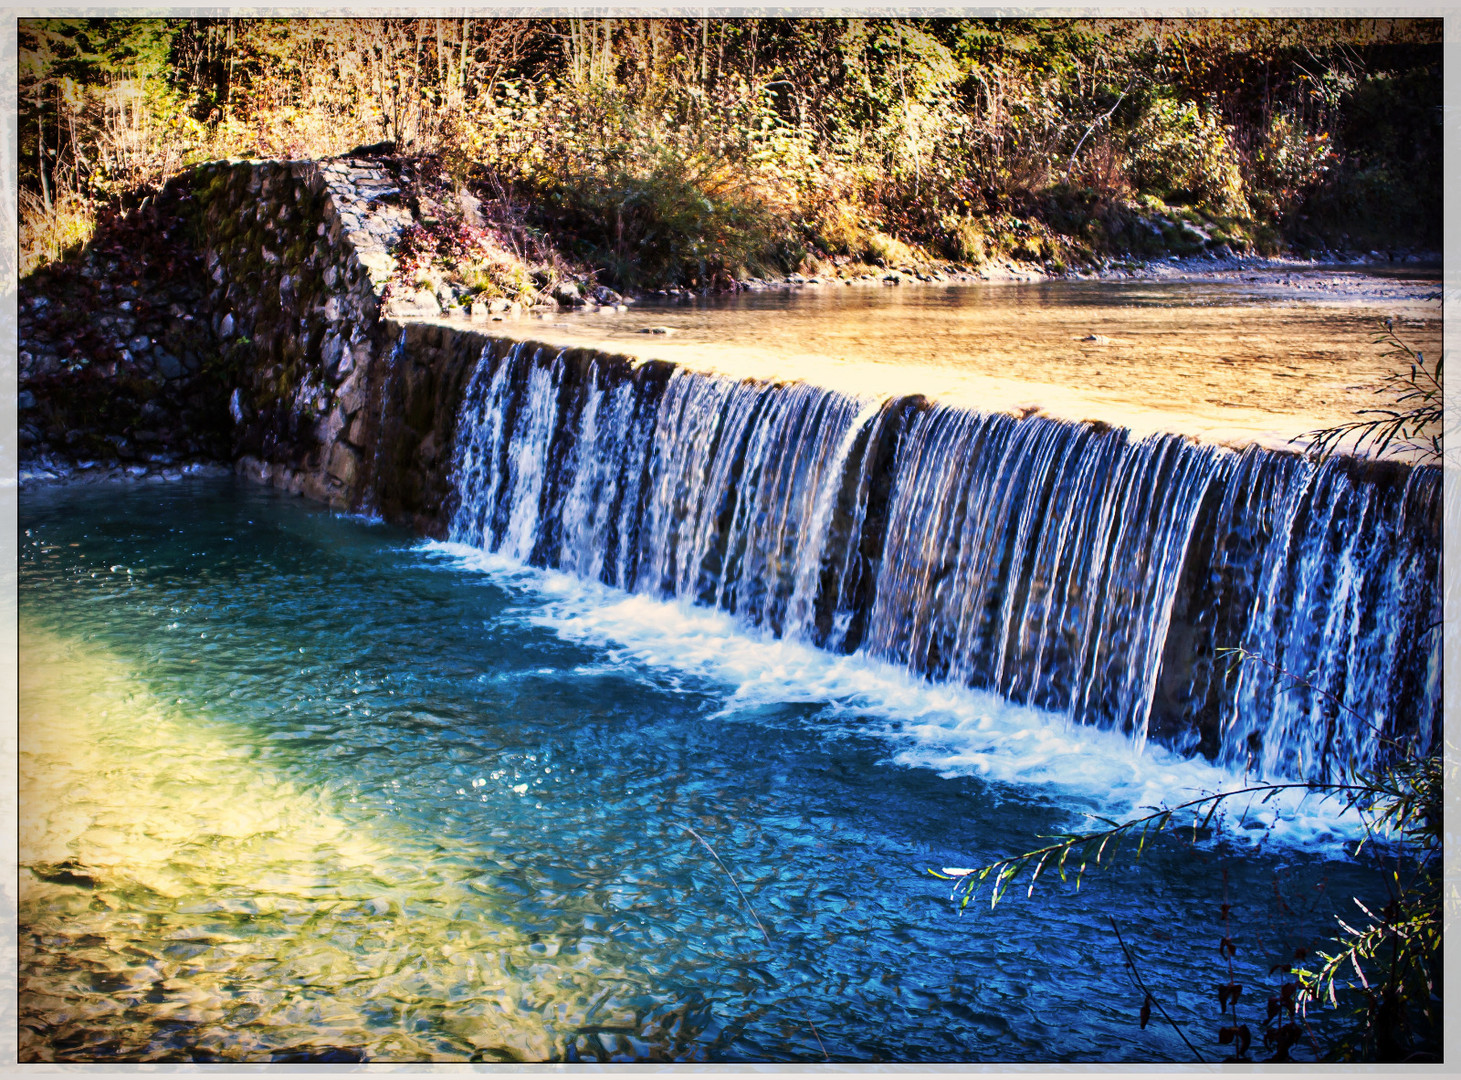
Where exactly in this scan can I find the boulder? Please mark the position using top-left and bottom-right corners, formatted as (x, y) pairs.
(553, 280), (585, 307)
(154, 350), (185, 380)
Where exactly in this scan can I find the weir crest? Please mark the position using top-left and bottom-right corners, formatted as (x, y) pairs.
(434, 338), (1440, 786)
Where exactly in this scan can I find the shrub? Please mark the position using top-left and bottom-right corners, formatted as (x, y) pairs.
(20, 190), (96, 276)
(527, 144), (780, 291)
(1244, 111), (1337, 220)
(862, 230), (918, 267)
(1125, 93), (1250, 217)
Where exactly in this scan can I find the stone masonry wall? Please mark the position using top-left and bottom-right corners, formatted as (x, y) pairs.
(197, 157), (570, 516)
(194, 157), (409, 508)
(19, 152), (641, 522)
(19, 179), (232, 475)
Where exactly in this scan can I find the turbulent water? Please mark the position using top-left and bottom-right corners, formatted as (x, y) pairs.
(20, 480), (1392, 1063)
(446, 341), (1441, 785)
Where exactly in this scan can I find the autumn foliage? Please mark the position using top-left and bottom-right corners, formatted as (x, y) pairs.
(21, 18), (1442, 282)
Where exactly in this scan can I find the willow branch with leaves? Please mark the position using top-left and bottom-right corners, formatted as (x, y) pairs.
(1295, 317), (1443, 463)
(931, 744), (1442, 1060)
(929, 781), (1371, 910)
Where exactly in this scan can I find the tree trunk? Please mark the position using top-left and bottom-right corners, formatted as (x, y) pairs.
(37, 103), (53, 213)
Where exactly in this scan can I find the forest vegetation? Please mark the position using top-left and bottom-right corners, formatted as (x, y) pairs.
(20, 17), (1442, 295)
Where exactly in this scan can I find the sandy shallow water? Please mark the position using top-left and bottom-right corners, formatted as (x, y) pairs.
(434, 263), (1441, 454)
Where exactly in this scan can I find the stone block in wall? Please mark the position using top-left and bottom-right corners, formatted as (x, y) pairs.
(321, 329), (344, 373)
(355, 252), (394, 287)
(346, 411), (370, 447)
(327, 442), (359, 487)
(155, 351), (184, 380)
(302, 470), (334, 505)
(336, 368), (368, 416)
(236, 455), (269, 484)
(335, 342), (355, 381)
(318, 404), (346, 446)
(388, 290), (440, 319)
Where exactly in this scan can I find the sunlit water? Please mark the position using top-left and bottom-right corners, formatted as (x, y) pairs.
(504, 267), (1441, 451)
(20, 478), (1393, 1062)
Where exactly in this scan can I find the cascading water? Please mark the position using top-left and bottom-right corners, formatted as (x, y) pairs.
(443, 341), (1441, 784)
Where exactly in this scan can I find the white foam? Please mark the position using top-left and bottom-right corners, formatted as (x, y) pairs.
(418, 540), (1373, 853)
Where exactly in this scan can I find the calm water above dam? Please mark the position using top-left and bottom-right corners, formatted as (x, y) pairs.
(522, 264), (1441, 451)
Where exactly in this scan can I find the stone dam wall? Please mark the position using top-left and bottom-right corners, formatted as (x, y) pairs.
(24, 156), (433, 503)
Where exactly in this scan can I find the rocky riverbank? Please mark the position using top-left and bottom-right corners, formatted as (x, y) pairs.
(18, 456), (231, 487)
(643, 246), (1440, 298)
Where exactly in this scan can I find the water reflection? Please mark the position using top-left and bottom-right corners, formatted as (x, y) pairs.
(498, 268), (1441, 451)
(19, 626), (672, 1062)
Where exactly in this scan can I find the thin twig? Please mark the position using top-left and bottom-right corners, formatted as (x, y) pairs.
(683, 824), (831, 1060)
(1217, 646), (1388, 741)
(1064, 77), (1135, 184)
(945, 781), (1374, 877)
(1108, 916), (1207, 1062)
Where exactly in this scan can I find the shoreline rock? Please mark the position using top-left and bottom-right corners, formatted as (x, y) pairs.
(19, 454), (232, 488)
(713, 246), (1442, 299)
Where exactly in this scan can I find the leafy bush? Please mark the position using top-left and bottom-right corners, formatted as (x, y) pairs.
(1244, 111), (1336, 219)
(525, 145), (780, 291)
(1125, 93), (1250, 217)
(20, 190), (96, 276)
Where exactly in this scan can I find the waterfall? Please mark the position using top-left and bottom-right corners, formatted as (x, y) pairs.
(442, 342), (1442, 783)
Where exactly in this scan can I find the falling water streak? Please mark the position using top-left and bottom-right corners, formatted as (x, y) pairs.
(783, 398), (883, 641)
(637, 375), (740, 599)
(441, 344), (1440, 784)
(821, 400), (906, 654)
(450, 343), (517, 549)
(555, 361), (622, 584)
(1214, 456), (1442, 781)
(502, 357), (563, 562)
(1014, 428), (1123, 711)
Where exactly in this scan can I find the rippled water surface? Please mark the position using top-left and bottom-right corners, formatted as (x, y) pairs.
(513, 266), (1442, 449)
(20, 478), (1388, 1062)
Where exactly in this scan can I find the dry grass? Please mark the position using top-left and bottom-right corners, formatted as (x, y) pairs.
(20, 191), (96, 278)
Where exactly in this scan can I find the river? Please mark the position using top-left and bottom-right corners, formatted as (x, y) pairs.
(18, 266), (1437, 1062)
